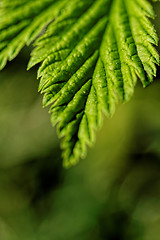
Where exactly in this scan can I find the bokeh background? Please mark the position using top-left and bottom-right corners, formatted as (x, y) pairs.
(0, 2), (160, 240)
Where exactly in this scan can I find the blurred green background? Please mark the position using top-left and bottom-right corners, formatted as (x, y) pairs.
(0, 2), (160, 240)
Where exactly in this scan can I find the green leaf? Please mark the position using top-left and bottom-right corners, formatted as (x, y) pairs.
(0, 0), (159, 167)
(0, 0), (69, 70)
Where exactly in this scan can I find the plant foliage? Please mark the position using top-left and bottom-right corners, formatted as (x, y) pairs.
(0, 0), (159, 167)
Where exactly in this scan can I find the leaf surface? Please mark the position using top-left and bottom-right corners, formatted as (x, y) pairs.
(0, 0), (159, 167)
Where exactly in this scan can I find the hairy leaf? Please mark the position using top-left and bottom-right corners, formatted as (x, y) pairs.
(0, 0), (159, 167)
